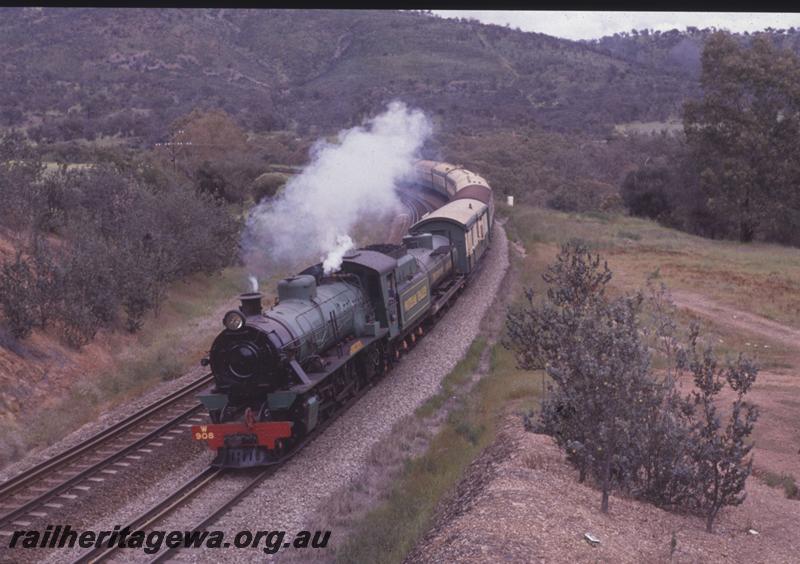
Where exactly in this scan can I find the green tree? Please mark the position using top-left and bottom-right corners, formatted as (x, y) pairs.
(684, 32), (800, 243)
(507, 245), (760, 525)
(0, 252), (37, 339)
(164, 108), (262, 202)
(0, 132), (45, 237)
(506, 243), (662, 513)
(621, 164), (674, 220)
(683, 326), (759, 532)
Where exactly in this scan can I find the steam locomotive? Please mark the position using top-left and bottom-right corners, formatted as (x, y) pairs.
(192, 161), (494, 467)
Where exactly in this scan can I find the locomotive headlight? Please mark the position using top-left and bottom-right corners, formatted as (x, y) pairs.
(223, 310), (245, 331)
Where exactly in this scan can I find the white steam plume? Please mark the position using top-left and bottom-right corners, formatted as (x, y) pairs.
(322, 234), (355, 275)
(248, 275), (258, 292)
(242, 101), (432, 276)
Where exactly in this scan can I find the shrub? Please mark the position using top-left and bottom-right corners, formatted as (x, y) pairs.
(0, 134), (240, 347)
(760, 472), (799, 499)
(506, 243), (661, 510)
(0, 253), (37, 339)
(682, 325), (759, 532)
(506, 244), (759, 530)
(251, 172), (287, 202)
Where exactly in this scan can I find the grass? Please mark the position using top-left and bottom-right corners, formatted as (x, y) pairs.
(335, 340), (544, 564)
(614, 119), (684, 136)
(0, 266), (270, 467)
(758, 470), (799, 500)
(502, 203), (800, 334)
(414, 338), (485, 419)
(502, 202), (800, 373)
(617, 229), (642, 241)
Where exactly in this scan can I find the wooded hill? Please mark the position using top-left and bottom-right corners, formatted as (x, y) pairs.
(0, 8), (700, 143)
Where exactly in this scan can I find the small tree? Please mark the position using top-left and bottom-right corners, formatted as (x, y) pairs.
(164, 108), (259, 202)
(683, 325), (759, 532)
(634, 280), (697, 509)
(557, 293), (662, 513)
(506, 242), (662, 512)
(29, 236), (61, 330)
(507, 245), (760, 523)
(0, 132), (45, 236)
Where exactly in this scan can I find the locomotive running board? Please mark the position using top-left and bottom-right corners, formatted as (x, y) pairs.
(290, 330), (388, 393)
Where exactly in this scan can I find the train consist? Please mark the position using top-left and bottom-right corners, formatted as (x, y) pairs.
(192, 161), (494, 467)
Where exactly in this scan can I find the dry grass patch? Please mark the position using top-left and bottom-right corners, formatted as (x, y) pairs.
(502, 204), (800, 330)
(757, 470), (799, 499)
(333, 342), (544, 564)
(0, 266), (258, 468)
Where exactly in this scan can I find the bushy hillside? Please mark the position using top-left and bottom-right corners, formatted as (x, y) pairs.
(0, 8), (284, 144)
(0, 8), (698, 143)
(587, 28), (706, 77)
(587, 25), (800, 81)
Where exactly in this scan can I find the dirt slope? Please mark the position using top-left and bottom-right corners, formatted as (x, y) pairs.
(672, 290), (800, 352)
(408, 278), (800, 564)
(407, 419), (800, 564)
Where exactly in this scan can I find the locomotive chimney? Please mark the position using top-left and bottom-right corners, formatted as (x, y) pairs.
(239, 292), (263, 317)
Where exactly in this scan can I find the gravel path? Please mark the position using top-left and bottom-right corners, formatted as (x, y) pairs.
(32, 223), (508, 564)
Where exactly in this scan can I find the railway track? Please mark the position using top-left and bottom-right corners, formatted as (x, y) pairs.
(398, 184), (445, 225)
(71, 332), (428, 563)
(390, 186), (439, 245)
(70, 466), (230, 564)
(0, 184), (447, 559)
(145, 467), (273, 564)
(0, 374), (214, 531)
(398, 195), (420, 224)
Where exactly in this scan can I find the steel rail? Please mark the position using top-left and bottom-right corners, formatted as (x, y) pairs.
(0, 373), (213, 501)
(71, 466), (225, 564)
(0, 403), (207, 528)
(398, 188), (436, 224)
(143, 371), (395, 564)
(146, 467), (274, 564)
(0, 376), (214, 528)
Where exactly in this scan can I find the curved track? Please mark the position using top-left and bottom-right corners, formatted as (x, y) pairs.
(71, 365), (387, 563)
(392, 184), (447, 243)
(0, 375), (213, 530)
(3, 183), (449, 560)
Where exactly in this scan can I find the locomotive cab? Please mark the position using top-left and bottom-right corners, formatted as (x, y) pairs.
(339, 249), (401, 338)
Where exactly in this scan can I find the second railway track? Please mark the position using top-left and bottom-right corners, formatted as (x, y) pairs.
(398, 184), (446, 224)
(0, 374), (214, 531)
